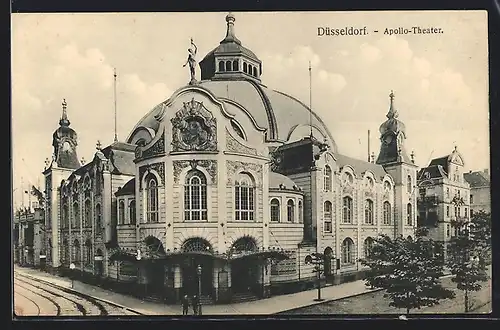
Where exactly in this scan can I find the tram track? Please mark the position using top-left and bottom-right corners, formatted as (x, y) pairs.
(14, 291), (41, 316)
(14, 271), (143, 316)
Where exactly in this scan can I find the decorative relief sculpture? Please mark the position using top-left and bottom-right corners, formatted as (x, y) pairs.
(139, 162), (166, 188)
(172, 159), (218, 184)
(225, 129), (257, 155)
(137, 132), (165, 160)
(226, 160), (262, 185)
(342, 185), (354, 195)
(171, 98), (217, 152)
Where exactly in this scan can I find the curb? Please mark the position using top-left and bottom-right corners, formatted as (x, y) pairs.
(15, 271), (146, 315)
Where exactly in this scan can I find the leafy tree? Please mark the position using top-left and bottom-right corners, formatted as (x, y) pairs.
(469, 210), (491, 265)
(361, 232), (455, 315)
(447, 215), (489, 312)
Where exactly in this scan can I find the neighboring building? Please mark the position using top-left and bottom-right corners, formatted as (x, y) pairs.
(42, 13), (419, 304)
(416, 147), (471, 258)
(464, 169), (490, 215)
(13, 208), (46, 268)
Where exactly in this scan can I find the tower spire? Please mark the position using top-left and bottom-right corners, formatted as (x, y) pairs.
(221, 12), (241, 45)
(113, 68), (118, 142)
(386, 90), (398, 119)
(59, 98), (70, 127)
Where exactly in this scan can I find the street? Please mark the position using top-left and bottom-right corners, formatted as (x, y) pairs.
(13, 271), (142, 316)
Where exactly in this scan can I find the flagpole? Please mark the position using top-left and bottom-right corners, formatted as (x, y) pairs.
(114, 68), (118, 142)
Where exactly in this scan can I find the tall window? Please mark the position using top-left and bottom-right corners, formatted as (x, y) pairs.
(129, 200), (136, 225)
(470, 194), (474, 204)
(95, 204), (102, 232)
(406, 203), (413, 226)
(73, 239), (80, 264)
(383, 201), (391, 225)
(184, 170), (208, 221)
(85, 239), (92, 265)
(470, 209), (474, 218)
(63, 204), (69, 228)
(298, 201), (303, 223)
(364, 237), (374, 258)
(84, 199), (91, 227)
(447, 206), (450, 217)
(407, 175), (412, 194)
(73, 202), (80, 228)
(287, 199), (295, 222)
(270, 198), (280, 222)
(63, 239), (69, 264)
(342, 196), (353, 224)
(234, 173), (255, 221)
(324, 165), (332, 192)
(145, 173), (159, 223)
(446, 188), (450, 198)
(365, 200), (374, 224)
(324, 201), (332, 233)
(118, 200), (125, 225)
(342, 238), (354, 264)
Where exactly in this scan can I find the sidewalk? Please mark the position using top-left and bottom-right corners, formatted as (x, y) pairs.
(14, 265), (379, 315)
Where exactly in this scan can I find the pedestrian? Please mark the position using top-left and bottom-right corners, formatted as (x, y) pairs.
(192, 295), (199, 315)
(181, 295), (190, 315)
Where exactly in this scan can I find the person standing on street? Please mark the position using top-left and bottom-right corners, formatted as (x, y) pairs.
(192, 295), (199, 315)
(182, 295), (190, 315)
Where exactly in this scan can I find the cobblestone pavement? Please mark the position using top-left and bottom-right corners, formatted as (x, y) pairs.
(278, 271), (492, 315)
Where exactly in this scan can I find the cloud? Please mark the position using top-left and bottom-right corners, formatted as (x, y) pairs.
(359, 43), (382, 63)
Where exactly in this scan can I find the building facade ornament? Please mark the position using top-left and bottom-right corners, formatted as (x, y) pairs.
(139, 162), (166, 188)
(171, 98), (217, 152)
(225, 129), (258, 155)
(136, 132), (165, 160)
(172, 159), (218, 184)
(226, 160), (262, 185)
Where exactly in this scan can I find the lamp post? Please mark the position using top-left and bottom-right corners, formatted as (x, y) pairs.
(136, 249), (145, 297)
(69, 263), (76, 289)
(305, 253), (325, 302)
(196, 264), (202, 315)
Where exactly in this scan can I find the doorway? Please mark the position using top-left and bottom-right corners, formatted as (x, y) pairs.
(230, 236), (260, 294)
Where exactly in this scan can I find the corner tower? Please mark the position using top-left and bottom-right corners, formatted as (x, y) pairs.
(51, 99), (80, 169)
(199, 13), (263, 82)
(376, 91), (418, 238)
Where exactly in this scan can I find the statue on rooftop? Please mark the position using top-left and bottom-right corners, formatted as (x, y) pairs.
(183, 38), (198, 84)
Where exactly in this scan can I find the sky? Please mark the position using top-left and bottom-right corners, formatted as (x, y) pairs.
(11, 11), (489, 208)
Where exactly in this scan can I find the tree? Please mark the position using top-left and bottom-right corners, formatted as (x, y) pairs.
(361, 232), (455, 315)
(447, 215), (489, 312)
(469, 210), (491, 265)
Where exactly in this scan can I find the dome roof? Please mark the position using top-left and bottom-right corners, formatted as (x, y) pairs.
(379, 91), (406, 136)
(269, 172), (301, 191)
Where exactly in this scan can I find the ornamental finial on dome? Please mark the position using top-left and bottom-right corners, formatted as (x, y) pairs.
(221, 12), (241, 45)
(59, 98), (71, 127)
(386, 90), (398, 119)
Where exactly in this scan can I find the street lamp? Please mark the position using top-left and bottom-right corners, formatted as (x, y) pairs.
(69, 263), (76, 289)
(196, 264), (202, 315)
(136, 250), (145, 297)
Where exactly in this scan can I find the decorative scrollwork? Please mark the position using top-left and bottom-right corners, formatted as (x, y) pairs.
(225, 129), (257, 155)
(136, 132), (165, 160)
(139, 162), (165, 188)
(172, 159), (218, 184)
(342, 185), (354, 195)
(171, 98), (217, 152)
(226, 160), (262, 185)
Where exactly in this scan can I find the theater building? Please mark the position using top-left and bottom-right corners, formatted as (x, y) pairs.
(42, 13), (418, 303)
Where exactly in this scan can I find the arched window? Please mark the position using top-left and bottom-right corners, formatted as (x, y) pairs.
(407, 175), (412, 194)
(364, 237), (374, 258)
(95, 204), (102, 232)
(73, 239), (80, 264)
(248, 65), (253, 75)
(234, 173), (255, 221)
(253, 66), (257, 77)
(287, 199), (295, 222)
(118, 200), (125, 225)
(243, 62), (248, 73)
(218, 61), (225, 72)
(73, 202), (80, 229)
(383, 201), (391, 225)
(342, 238), (355, 264)
(85, 239), (92, 265)
(184, 170), (208, 221)
(270, 198), (280, 222)
(324, 165), (332, 192)
(364, 199), (374, 224)
(298, 200), (303, 223)
(324, 201), (333, 233)
(232, 59), (239, 71)
(62, 239), (69, 264)
(407, 203), (413, 226)
(63, 204), (69, 228)
(129, 200), (136, 225)
(226, 60), (232, 71)
(231, 120), (246, 140)
(84, 199), (91, 227)
(145, 174), (159, 223)
(342, 196), (353, 224)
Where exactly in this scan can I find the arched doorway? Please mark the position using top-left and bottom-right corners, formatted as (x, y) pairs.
(181, 237), (214, 297)
(95, 248), (104, 277)
(230, 236), (259, 294)
(142, 236), (167, 295)
(324, 247), (334, 277)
